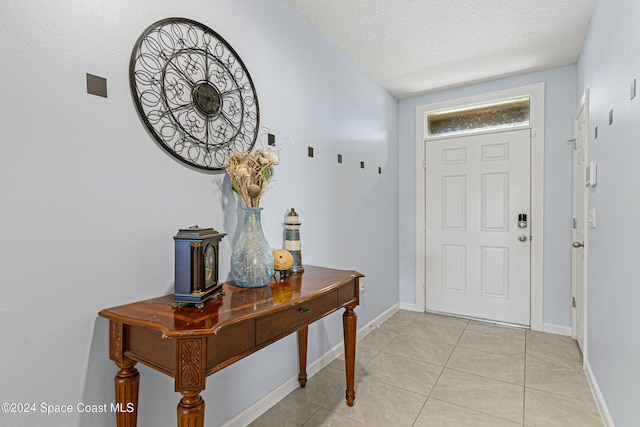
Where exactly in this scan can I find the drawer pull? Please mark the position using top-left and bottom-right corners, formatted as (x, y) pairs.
(300, 307), (311, 313)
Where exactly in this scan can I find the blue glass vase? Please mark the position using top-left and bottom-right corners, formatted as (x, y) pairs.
(230, 207), (274, 288)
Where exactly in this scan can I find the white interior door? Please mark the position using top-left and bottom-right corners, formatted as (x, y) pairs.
(572, 91), (589, 354)
(425, 129), (531, 325)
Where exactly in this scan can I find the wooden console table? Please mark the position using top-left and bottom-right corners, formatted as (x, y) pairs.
(99, 266), (363, 427)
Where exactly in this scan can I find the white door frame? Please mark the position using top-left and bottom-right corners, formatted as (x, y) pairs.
(572, 89), (589, 358)
(415, 83), (545, 331)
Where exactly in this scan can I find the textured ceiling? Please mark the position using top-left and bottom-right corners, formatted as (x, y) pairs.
(285, 0), (595, 99)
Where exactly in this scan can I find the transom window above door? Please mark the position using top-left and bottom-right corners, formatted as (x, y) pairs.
(426, 97), (530, 138)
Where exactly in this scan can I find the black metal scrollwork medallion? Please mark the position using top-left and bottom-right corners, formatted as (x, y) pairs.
(130, 18), (259, 170)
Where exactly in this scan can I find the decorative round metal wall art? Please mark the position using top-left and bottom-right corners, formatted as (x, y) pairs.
(130, 18), (259, 170)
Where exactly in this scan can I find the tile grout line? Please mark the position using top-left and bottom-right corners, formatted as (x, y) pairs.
(429, 397), (528, 426)
(421, 319), (527, 425)
(443, 322), (525, 388)
(455, 341), (526, 361)
(298, 395), (325, 427)
(409, 315), (468, 427)
(367, 315), (431, 427)
(411, 318), (469, 426)
(254, 311), (595, 426)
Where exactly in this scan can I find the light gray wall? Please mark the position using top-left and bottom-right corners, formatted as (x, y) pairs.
(398, 66), (577, 327)
(576, 0), (640, 425)
(0, 1), (399, 426)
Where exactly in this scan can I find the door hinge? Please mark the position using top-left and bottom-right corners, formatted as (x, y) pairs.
(572, 297), (576, 308)
(572, 218), (577, 229)
(423, 159), (427, 169)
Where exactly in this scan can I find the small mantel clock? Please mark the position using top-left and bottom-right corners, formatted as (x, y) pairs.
(173, 226), (226, 308)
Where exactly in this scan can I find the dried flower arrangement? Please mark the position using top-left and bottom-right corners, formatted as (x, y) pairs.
(226, 149), (279, 207)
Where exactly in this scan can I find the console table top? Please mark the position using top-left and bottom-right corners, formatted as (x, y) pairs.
(99, 265), (363, 338)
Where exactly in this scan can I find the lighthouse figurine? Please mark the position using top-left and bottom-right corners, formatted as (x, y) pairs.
(284, 208), (304, 273)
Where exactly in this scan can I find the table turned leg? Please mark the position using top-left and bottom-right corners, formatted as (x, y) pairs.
(343, 303), (357, 406)
(177, 391), (205, 427)
(109, 321), (139, 427)
(297, 326), (309, 388)
(114, 362), (139, 427)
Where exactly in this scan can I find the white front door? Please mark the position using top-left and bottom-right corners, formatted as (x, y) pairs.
(425, 129), (531, 325)
(572, 91), (589, 354)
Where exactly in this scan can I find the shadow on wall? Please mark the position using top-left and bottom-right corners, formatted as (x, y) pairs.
(78, 316), (119, 426)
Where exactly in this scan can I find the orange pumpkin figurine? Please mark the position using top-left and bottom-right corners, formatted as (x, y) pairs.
(272, 250), (294, 281)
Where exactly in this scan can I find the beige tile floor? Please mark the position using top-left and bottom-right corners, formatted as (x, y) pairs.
(249, 310), (603, 427)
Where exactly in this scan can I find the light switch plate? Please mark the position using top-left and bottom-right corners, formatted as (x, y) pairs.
(586, 162), (597, 187)
(589, 208), (597, 228)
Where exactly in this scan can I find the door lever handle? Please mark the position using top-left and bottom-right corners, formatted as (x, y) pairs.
(572, 242), (584, 248)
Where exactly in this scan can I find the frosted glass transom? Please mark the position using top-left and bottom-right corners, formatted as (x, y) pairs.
(427, 97), (530, 138)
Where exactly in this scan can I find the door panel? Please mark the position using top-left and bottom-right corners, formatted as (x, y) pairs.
(443, 175), (466, 230)
(442, 245), (466, 293)
(426, 129), (531, 325)
(481, 246), (509, 298)
(482, 173), (509, 231)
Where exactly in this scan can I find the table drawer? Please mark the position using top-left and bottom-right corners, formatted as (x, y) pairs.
(206, 319), (255, 373)
(256, 290), (337, 345)
(337, 278), (357, 306)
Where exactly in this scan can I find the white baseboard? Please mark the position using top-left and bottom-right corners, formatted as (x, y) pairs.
(542, 323), (572, 336)
(363, 303), (400, 330)
(585, 358), (615, 427)
(222, 304), (400, 426)
(398, 301), (421, 312)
